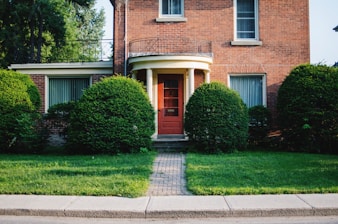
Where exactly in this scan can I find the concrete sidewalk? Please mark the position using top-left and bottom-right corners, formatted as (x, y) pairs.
(0, 194), (337, 219)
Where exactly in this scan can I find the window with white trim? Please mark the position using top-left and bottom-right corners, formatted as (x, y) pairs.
(48, 77), (90, 108)
(160, 0), (184, 17)
(235, 0), (259, 40)
(229, 74), (266, 108)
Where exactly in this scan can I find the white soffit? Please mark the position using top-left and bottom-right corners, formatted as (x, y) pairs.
(8, 61), (113, 75)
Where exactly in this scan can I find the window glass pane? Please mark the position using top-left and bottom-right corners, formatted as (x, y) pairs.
(162, 0), (169, 14)
(238, 0), (254, 13)
(230, 76), (263, 108)
(49, 78), (89, 107)
(163, 79), (179, 117)
(237, 18), (255, 38)
(164, 80), (178, 88)
(162, 0), (182, 15)
(237, 19), (255, 31)
(237, 0), (256, 39)
(171, 0), (181, 14)
(164, 99), (178, 107)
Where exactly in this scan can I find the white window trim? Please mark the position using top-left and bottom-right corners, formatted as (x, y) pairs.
(228, 73), (267, 107)
(45, 75), (92, 113)
(232, 0), (261, 46)
(156, 0), (187, 22)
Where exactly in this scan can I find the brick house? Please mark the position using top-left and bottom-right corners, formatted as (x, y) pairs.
(10, 0), (309, 139)
(112, 0), (310, 137)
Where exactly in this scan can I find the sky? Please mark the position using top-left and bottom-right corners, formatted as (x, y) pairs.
(95, 0), (338, 66)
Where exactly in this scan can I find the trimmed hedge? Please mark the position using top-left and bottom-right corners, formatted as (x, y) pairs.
(67, 76), (155, 154)
(277, 64), (338, 154)
(184, 82), (248, 153)
(0, 69), (45, 153)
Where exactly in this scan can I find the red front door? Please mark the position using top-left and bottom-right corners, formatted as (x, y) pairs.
(158, 75), (184, 134)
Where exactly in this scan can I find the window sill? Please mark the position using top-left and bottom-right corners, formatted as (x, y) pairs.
(156, 17), (187, 23)
(231, 40), (263, 46)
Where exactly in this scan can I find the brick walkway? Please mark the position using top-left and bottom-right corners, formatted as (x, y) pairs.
(147, 153), (191, 196)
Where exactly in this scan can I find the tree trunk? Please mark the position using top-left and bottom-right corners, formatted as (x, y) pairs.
(28, 18), (35, 63)
(36, 7), (43, 63)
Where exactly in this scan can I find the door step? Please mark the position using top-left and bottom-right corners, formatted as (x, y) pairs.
(152, 135), (188, 152)
(157, 134), (186, 139)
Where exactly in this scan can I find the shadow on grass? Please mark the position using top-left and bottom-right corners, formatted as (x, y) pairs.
(45, 167), (150, 177)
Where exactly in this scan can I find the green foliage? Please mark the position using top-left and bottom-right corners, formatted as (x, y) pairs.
(45, 101), (76, 137)
(68, 76), (155, 154)
(0, 0), (104, 67)
(46, 1), (105, 62)
(0, 69), (46, 153)
(248, 105), (272, 146)
(277, 64), (338, 154)
(184, 82), (249, 153)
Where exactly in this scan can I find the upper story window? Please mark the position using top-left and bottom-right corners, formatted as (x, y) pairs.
(157, 0), (187, 22)
(232, 0), (262, 45)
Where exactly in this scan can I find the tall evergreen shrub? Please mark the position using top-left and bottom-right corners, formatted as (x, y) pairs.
(68, 76), (155, 154)
(184, 82), (248, 153)
(0, 69), (45, 153)
(277, 64), (338, 153)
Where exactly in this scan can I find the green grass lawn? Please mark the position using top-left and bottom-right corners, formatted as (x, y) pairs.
(0, 152), (156, 198)
(186, 151), (338, 195)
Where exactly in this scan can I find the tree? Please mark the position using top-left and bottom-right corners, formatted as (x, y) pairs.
(49, 1), (105, 62)
(0, 0), (104, 67)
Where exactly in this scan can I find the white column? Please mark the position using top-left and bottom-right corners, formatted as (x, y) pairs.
(131, 71), (137, 79)
(188, 68), (195, 97)
(204, 70), (210, 83)
(185, 73), (189, 106)
(146, 68), (153, 102)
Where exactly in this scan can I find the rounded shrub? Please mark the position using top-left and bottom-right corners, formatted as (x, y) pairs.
(184, 82), (249, 153)
(248, 105), (271, 146)
(277, 64), (338, 154)
(0, 69), (45, 153)
(67, 76), (155, 154)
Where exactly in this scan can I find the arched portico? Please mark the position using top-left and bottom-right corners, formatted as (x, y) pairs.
(128, 55), (213, 137)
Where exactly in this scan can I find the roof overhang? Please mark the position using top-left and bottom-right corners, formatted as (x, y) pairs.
(8, 61), (113, 75)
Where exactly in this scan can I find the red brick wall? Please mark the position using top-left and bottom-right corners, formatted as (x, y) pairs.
(113, 0), (310, 120)
(30, 75), (46, 113)
(92, 74), (110, 84)
(113, 2), (127, 75)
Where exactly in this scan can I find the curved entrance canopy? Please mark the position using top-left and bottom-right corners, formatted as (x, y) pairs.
(128, 55), (213, 137)
(129, 55), (212, 71)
